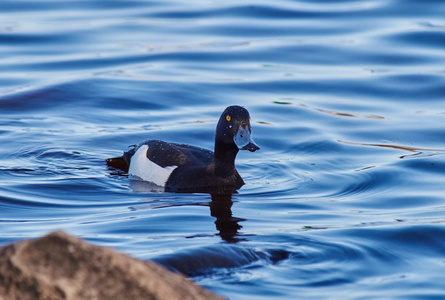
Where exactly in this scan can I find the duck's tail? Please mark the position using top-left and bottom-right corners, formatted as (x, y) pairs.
(106, 156), (129, 173)
(106, 147), (136, 173)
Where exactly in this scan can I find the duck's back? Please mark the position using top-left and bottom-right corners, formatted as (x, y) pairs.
(142, 140), (213, 167)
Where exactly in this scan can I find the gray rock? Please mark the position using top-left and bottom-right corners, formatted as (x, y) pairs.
(0, 231), (225, 300)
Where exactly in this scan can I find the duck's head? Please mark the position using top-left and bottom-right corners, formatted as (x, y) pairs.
(215, 105), (260, 154)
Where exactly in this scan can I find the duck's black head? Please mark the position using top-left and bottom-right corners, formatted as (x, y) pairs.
(214, 106), (259, 161)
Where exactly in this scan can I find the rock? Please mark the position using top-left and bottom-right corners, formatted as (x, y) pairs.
(0, 231), (225, 300)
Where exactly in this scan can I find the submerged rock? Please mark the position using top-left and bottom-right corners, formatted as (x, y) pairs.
(0, 231), (225, 300)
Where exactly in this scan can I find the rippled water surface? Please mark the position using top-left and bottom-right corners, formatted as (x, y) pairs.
(2, 0), (445, 299)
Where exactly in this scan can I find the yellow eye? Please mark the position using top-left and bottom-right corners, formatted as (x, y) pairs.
(249, 116), (251, 120)
(226, 115), (231, 121)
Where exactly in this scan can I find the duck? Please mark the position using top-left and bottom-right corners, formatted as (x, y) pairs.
(106, 105), (259, 192)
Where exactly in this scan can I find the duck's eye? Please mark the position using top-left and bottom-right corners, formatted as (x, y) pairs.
(226, 115), (231, 121)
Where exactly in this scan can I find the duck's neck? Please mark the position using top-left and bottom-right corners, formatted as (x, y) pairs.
(213, 141), (239, 177)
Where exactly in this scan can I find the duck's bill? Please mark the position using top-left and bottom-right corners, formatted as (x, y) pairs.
(234, 126), (260, 152)
(241, 142), (260, 152)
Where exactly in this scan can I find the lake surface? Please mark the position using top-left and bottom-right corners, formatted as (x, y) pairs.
(1, 0), (445, 298)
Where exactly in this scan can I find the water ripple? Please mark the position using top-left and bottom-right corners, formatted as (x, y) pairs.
(2, 0), (445, 299)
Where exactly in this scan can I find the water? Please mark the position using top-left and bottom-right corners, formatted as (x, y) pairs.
(1, 0), (445, 298)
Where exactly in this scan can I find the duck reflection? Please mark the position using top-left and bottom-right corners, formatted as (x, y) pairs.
(128, 180), (245, 242)
(209, 192), (245, 243)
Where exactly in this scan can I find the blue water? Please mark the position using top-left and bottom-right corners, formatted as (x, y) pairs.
(1, 0), (445, 298)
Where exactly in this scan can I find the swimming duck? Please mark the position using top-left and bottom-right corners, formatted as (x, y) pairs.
(106, 105), (259, 192)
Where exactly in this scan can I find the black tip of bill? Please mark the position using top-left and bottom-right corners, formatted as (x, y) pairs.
(241, 142), (260, 152)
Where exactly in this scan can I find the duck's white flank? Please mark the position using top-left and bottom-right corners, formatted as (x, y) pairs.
(128, 145), (177, 187)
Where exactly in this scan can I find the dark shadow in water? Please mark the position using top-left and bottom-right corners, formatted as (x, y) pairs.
(115, 173), (291, 277)
(209, 193), (245, 243)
